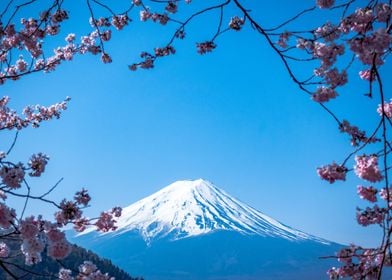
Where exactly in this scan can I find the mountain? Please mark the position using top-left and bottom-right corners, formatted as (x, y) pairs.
(71, 179), (342, 279)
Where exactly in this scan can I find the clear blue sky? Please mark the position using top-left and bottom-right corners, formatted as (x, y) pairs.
(1, 0), (391, 247)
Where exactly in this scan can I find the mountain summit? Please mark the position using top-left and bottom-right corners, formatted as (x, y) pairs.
(86, 179), (327, 244)
(74, 179), (340, 280)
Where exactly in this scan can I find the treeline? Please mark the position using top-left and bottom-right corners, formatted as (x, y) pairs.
(0, 237), (143, 280)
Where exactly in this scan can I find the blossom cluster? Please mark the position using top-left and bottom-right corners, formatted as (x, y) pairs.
(196, 41), (217, 55)
(317, 0), (335, 9)
(354, 155), (383, 183)
(339, 120), (379, 147)
(317, 162), (347, 183)
(0, 202), (16, 229)
(28, 153), (49, 177)
(356, 206), (386, 226)
(0, 4), (135, 84)
(357, 185), (377, 203)
(377, 99), (392, 118)
(312, 86), (338, 103)
(0, 96), (70, 130)
(328, 245), (383, 279)
(0, 184), (121, 268)
(19, 216), (72, 264)
(95, 207), (122, 232)
(0, 9), (71, 83)
(59, 261), (114, 280)
(229, 16), (245, 31)
(0, 163), (25, 189)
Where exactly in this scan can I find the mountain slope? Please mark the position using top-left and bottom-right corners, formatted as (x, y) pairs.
(75, 229), (339, 280)
(82, 179), (327, 244)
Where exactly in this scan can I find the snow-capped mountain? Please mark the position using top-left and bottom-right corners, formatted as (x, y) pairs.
(73, 179), (341, 280)
(83, 179), (326, 244)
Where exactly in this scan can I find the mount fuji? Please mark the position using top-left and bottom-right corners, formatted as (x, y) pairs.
(71, 179), (341, 279)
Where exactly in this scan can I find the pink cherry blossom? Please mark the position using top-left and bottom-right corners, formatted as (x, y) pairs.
(55, 200), (82, 225)
(73, 218), (89, 232)
(339, 120), (379, 146)
(47, 239), (72, 259)
(312, 86), (338, 103)
(196, 41), (217, 54)
(65, 33), (76, 43)
(101, 53), (112, 64)
(324, 68), (347, 88)
(377, 99), (392, 118)
(0, 164), (25, 189)
(0, 242), (10, 257)
(0, 203), (16, 228)
(356, 206), (385, 226)
(58, 268), (73, 280)
(111, 14), (129, 30)
(140, 9), (152, 21)
(28, 153), (49, 177)
(16, 57), (28, 72)
(357, 185), (378, 202)
(21, 238), (45, 261)
(79, 261), (97, 274)
(277, 32), (290, 48)
(317, 0), (335, 9)
(132, 0), (141, 6)
(154, 46), (176, 57)
(354, 155), (383, 183)
(151, 13), (169, 25)
(359, 69), (375, 81)
(111, 206), (122, 218)
(375, 3), (392, 22)
(165, 2), (178, 14)
(379, 188), (392, 201)
(95, 211), (118, 232)
(229, 16), (245, 31)
(46, 228), (66, 242)
(314, 22), (340, 42)
(317, 162), (346, 183)
(74, 188), (91, 206)
(19, 217), (39, 239)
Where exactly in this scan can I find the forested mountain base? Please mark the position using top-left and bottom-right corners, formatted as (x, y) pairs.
(0, 237), (143, 280)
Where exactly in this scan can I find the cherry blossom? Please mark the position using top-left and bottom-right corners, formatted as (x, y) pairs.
(339, 120), (379, 147)
(0, 203), (15, 229)
(165, 2), (178, 14)
(354, 155), (383, 183)
(95, 210), (120, 232)
(356, 206), (385, 226)
(28, 153), (49, 177)
(357, 185), (378, 203)
(0, 164), (25, 189)
(317, 163), (347, 183)
(312, 86), (338, 103)
(74, 189), (91, 206)
(55, 200), (82, 225)
(229, 16), (245, 31)
(277, 32), (290, 48)
(47, 239), (72, 259)
(377, 100), (392, 118)
(0, 242), (10, 258)
(359, 69), (375, 81)
(317, 0), (335, 9)
(19, 217), (39, 239)
(196, 41), (217, 54)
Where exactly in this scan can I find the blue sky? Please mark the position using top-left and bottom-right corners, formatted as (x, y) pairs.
(1, 0), (391, 247)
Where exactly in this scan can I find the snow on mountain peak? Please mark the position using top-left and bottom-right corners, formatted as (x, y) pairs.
(85, 179), (328, 244)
